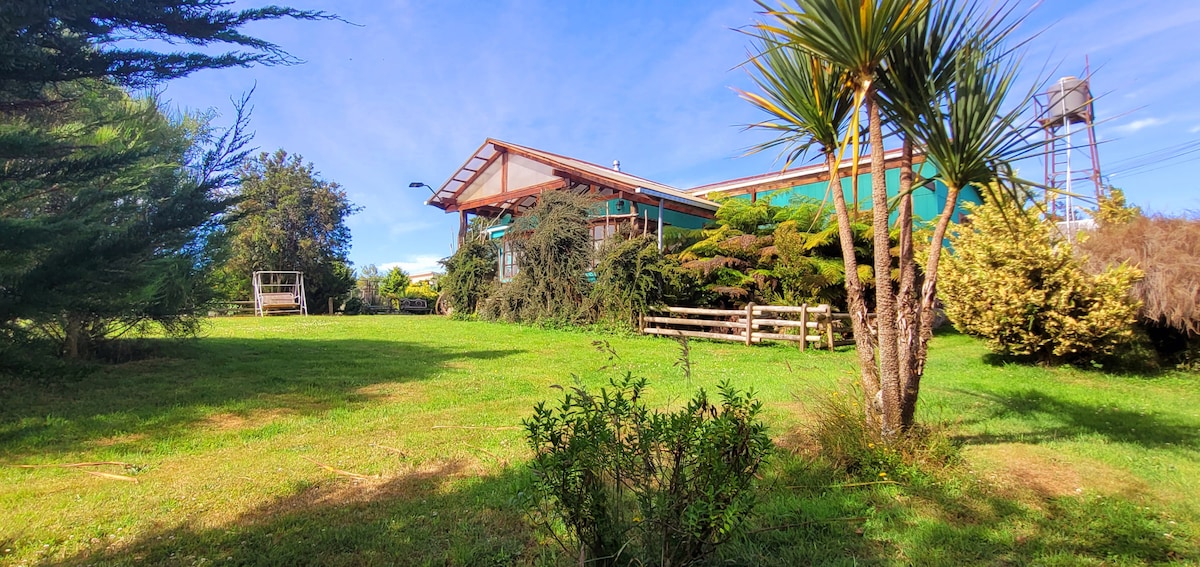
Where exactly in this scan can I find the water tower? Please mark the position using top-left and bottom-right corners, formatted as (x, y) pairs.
(1035, 70), (1104, 224)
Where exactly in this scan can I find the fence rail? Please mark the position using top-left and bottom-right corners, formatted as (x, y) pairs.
(641, 303), (853, 350)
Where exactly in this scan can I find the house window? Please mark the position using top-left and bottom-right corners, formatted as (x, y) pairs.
(500, 240), (519, 281)
(590, 223), (617, 252)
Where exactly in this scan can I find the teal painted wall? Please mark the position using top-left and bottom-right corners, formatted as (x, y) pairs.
(482, 197), (710, 240)
(739, 161), (981, 225)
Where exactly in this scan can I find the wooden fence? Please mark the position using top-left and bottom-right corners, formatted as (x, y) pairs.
(640, 303), (853, 350)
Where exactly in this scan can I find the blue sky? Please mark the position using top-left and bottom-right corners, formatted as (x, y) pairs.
(157, 0), (1200, 274)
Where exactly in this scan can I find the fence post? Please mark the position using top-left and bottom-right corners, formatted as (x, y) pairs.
(328, 297), (334, 315)
(799, 304), (808, 352)
(824, 305), (835, 350)
(745, 302), (755, 346)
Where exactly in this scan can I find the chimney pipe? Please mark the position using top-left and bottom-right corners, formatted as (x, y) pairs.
(612, 159), (620, 172)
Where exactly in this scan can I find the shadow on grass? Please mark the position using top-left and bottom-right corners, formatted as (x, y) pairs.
(719, 453), (1197, 566)
(0, 337), (523, 461)
(42, 462), (554, 567)
(949, 388), (1199, 450)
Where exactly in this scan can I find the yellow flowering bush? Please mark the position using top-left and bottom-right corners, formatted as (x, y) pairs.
(940, 199), (1142, 364)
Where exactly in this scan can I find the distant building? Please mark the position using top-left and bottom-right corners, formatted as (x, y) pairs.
(426, 139), (981, 280)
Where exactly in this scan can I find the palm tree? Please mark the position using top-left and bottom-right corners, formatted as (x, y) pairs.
(878, 6), (1043, 427)
(748, 0), (1039, 434)
(754, 0), (929, 434)
(738, 35), (885, 395)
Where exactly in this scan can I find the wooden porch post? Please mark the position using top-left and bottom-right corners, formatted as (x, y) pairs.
(657, 198), (665, 252)
(457, 210), (468, 245)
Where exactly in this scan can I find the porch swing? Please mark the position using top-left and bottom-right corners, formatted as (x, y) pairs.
(252, 271), (308, 316)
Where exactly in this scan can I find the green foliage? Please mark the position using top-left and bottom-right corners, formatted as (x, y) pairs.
(484, 192), (593, 325)
(402, 282), (439, 302)
(340, 296), (365, 316)
(438, 220), (498, 316)
(225, 150), (358, 310)
(675, 196), (877, 308)
(0, 83), (249, 357)
(941, 199), (1143, 364)
(0, 0), (335, 102)
(525, 366), (772, 566)
(1093, 188), (1140, 226)
(590, 236), (683, 329)
(378, 267), (411, 307)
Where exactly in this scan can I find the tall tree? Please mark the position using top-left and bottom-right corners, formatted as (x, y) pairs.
(1, 1), (334, 106)
(378, 267), (411, 308)
(226, 150), (358, 310)
(748, 0), (1039, 434)
(0, 0), (336, 357)
(0, 83), (251, 357)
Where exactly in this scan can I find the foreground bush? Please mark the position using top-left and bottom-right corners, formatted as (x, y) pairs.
(940, 200), (1142, 365)
(524, 373), (772, 566)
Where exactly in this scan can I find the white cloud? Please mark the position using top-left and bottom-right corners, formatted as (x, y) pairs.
(379, 255), (445, 276)
(1113, 117), (1166, 134)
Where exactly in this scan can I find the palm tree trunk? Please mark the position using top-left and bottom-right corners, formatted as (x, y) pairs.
(824, 151), (879, 415)
(867, 94), (901, 436)
(899, 182), (960, 427)
(894, 139), (920, 429)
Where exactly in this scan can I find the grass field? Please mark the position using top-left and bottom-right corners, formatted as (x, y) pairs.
(1, 316), (1198, 566)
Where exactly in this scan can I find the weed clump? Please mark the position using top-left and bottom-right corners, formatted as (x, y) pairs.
(801, 380), (958, 482)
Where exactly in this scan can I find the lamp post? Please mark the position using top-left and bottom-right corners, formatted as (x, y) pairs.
(412, 181), (466, 243)
(409, 182), (435, 197)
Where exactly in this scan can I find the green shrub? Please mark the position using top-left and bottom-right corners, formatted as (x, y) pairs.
(483, 192), (593, 325)
(401, 281), (438, 302)
(378, 266), (411, 308)
(439, 222), (498, 315)
(341, 296), (365, 315)
(940, 199), (1142, 365)
(590, 235), (679, 330)
(525, 372), (772, 566)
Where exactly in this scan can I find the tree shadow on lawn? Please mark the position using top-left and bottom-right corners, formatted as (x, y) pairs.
(0, 338), (523, 461)
(947, 388), (1200, 450)
(729, 454), (1197, 566)
(41, 461), (554, 567)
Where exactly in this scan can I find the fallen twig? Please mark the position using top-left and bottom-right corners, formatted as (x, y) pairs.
(81, 470), (139, 483)
(370, 443), (408, 458)
(300, 456), (375, 480)
(465, 445), (502, 462)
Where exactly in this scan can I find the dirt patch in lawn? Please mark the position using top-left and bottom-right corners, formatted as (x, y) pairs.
(965, 443), (1148, 503)
(202, 409), (291, 431)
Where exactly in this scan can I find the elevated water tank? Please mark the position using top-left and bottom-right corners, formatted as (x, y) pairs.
(1045, 76), (1092, 126)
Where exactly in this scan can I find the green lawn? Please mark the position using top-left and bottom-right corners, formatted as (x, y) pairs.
(1, 316), (1197, 566)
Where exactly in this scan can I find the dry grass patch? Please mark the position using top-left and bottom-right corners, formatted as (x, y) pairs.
(966, 443), (1148, 502)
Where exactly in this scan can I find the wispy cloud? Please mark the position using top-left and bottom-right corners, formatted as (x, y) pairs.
(1113, 117), (1166, 134)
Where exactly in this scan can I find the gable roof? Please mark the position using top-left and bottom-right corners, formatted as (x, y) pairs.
(427, 139), (718, 213)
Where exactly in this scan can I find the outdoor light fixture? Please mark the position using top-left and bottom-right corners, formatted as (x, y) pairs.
(409, 182), (435, 195)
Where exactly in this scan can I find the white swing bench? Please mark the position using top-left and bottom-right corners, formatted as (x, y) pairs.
(253, 271), (308, 316)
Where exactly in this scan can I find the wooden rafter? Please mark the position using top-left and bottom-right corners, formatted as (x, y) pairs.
(444, 148), (505, 204)
(448, 178), (568, 212)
